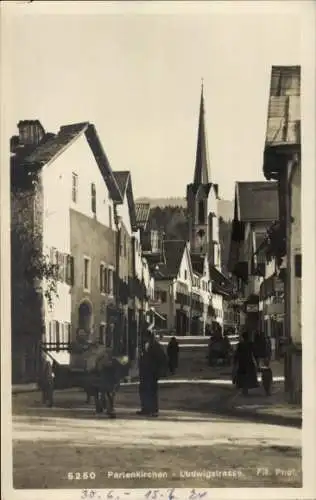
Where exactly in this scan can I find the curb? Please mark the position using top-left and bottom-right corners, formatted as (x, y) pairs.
(12, 386), (39, 395)
(216, 405), (302, 428)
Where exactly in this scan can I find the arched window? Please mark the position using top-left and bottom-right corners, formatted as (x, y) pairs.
(198, 200), (205, 224)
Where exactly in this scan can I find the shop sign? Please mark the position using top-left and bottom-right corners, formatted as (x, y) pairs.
(246, 304), (259, 313)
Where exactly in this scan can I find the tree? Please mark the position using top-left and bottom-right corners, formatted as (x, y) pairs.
(11, 167), (59, 311)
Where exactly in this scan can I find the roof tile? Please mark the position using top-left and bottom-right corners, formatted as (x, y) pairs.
(135, 203), (151, 229)
(23, 122), (89, 165)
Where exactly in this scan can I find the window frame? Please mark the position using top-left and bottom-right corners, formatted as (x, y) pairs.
(99, 322), (106, 345)
(108, 266), (114, 297)
(100, 261), (107, 295)
(108, 205), (112, 229)
(91, 183), (97, 215)
(72, 172), (78, 203)
(83, 256), (91, 292)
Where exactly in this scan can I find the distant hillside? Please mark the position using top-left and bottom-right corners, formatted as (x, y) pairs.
(143, 203), (232, 276)
(136, 197), (233, 221)
(137, 197), (186, 209)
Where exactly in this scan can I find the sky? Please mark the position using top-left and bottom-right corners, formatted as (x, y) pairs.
(5, 1), (302, 201)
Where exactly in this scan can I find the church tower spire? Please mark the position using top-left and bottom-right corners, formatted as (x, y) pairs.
(193, 81), (211, 185)
(186, 83), (221, 271)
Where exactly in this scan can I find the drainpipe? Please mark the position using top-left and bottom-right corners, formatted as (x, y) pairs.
(114, 214), (122, 354)
(189, 285), (193, 336)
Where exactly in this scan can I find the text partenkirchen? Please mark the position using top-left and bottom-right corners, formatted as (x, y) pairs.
(107, 471), (168, 480)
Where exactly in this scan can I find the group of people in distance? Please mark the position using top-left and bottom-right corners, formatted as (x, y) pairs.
(135, 325), (273, 418)
(86, 324), (273, 419)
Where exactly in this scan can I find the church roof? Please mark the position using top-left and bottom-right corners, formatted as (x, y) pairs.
(193, 84), (211, 185)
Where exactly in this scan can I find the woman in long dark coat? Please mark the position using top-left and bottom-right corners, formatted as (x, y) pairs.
(167, 337), (179, 375)
(233, 330), (259, 395)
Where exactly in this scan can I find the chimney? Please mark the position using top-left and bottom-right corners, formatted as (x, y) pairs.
(17, 120), (46, 147)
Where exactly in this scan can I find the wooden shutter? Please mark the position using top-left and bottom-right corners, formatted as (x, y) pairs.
(66, 256), (75, 286)
(295, 254), (302, 278)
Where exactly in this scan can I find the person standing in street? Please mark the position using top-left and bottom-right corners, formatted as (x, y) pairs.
(137, 328), (167, 417)
(167, 336), (179, 375)
(232, 329), (259, 396)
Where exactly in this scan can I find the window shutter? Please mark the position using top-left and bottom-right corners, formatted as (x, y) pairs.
(104, 267), (108, 293)
(100, 265), (103, 292)
(70, 256), (74, 285)
(66, 256), (71, 284)
(63, 254), (68, 282)
(295, 254), (302, 278)
(106, 268), (110, 293)
(57, 253), (64, 281)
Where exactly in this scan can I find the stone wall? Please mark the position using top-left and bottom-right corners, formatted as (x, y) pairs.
(11, 175), (44, 383)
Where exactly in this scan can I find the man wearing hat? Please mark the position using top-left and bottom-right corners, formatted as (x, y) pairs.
(136, 324), (167, 417)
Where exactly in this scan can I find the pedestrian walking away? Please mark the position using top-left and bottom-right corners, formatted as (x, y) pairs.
(167, 336), (179, 375)
(137, 328), (168, 417)
(232, 329), (259, 396)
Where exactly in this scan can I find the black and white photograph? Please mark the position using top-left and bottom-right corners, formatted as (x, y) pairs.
(1, 1), (315, 499)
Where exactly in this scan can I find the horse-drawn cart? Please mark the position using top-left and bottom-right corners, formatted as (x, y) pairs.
(39, 344), (130, 415)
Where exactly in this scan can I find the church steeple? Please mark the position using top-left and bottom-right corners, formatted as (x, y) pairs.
(193, 82), (211, 185)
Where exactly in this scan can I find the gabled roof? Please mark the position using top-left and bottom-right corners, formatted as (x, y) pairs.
(135, 202), (151, 230)
(235, 181), (278, 222)
(112, 171), (138, 231)
(112, 171), (130, 201)
(164, 240), (187, 277)
(154, 240), (188, 280)
(85, 124), (122, 202)
(15, 121), (122, 201)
